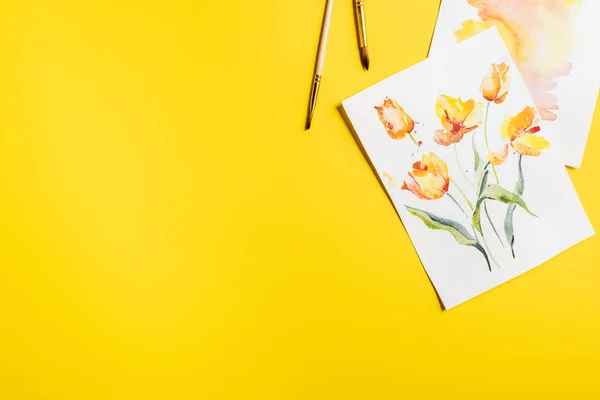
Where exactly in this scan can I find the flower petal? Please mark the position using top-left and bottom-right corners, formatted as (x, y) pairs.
(511, 135), (551, 156)
(464, 101), (483, 127)
(434, 129), (460, 146)
(413, 171), (448, 200)
(401, 173), (428, 199)
(501, 106), (537, 141)
(495, 63), (510, 104)
(494, 91), (508, 104)
(427, 152), (449, 182)
(487, 144), (509, 165)
(436, 95), (478, 127)
(481, 64), (501, 102)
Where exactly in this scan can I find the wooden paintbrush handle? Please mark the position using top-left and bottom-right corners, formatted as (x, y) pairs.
(316, 0), (334, 75)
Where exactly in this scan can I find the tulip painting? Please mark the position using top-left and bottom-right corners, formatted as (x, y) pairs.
(401, 153), (449, 200)
(501, 106), (550, 157)
(434, 95), (482, 146)
(341, 28), (598, 308)
(381, 62), (548, 272)
(481, 63), (510, 104)
(375, 98), (417, 144)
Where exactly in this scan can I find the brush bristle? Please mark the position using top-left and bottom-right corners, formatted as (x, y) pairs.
(360, 46), (370, 70)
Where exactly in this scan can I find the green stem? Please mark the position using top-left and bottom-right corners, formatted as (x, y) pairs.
(491, 165), (499, 184)
(447, 192), (478, 241)
(484, 202), (505, 247)
(483, 102), (499, 184)
(450, 177), (473, 210)
(454, 144), (475, 189)
(484, 102), (491, 151)
(447, 193), (470, 221)
(408, 133), (418, 146)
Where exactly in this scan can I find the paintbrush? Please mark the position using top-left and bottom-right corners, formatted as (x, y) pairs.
(355, 0), (369, 70)
(306, 0), (335, 130)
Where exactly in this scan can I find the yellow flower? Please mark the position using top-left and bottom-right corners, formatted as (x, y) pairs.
(374, 98), (415, 140)
(487, 144), (509, 166)
(500, 106), (550, 156)
(401, 153), (449, 200)
(454, 20), (492, 43)
(481, 62), (510, 104)
(434, 95), (482, 146)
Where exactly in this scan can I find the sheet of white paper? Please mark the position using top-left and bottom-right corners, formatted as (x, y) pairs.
(342, 30), (594, 309)
(429, 0), (600, 168)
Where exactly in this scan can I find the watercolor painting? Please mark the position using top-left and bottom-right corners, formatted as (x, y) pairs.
(429, 0), (600, 168)
(375, 63), (548, 272)
(342, 30), (593, 309)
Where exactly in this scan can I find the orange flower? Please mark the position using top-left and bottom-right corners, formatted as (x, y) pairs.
(434, 95), (482, 146)
(401, 152), (449, 200)
(487, 144), (509, 166)
(374, 98), (415, 140)
(481, 62), (510, 104)
(501, 106), (550, 156)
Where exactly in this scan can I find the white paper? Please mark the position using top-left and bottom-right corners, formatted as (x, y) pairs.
(429, 0), (600, 168)
(342, 30), (594, 309)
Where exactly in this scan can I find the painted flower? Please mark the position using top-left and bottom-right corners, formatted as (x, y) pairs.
(374, 98), (415, 140)
(481, 62), (510, 104)
(487, 143), (509, 166)
(434, 95), (482, 146)
(401, 152), (449, 200)
(501, 106), (550, 156)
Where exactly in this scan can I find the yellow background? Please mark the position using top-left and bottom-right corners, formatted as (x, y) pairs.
(0, 1), (599, 398)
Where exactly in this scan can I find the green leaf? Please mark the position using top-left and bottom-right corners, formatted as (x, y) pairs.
(505, 206), (517, 257)
(472, 200), (484, 233)
(472, 242), (492, 272)
(504, 155), (525, 258)
(485, 202), (505, 247)
(406, 206), (477, 247)
(472, 183), (535, 233)
(472, 133), (481, 181)
(478, 169), (489, 197)
(406, 205), (491, 272)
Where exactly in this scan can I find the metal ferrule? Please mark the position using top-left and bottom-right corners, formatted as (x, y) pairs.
(308, 75), (322, 121)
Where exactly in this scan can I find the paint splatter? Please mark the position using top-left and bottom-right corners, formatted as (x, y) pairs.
(382, 172), (396, 187)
